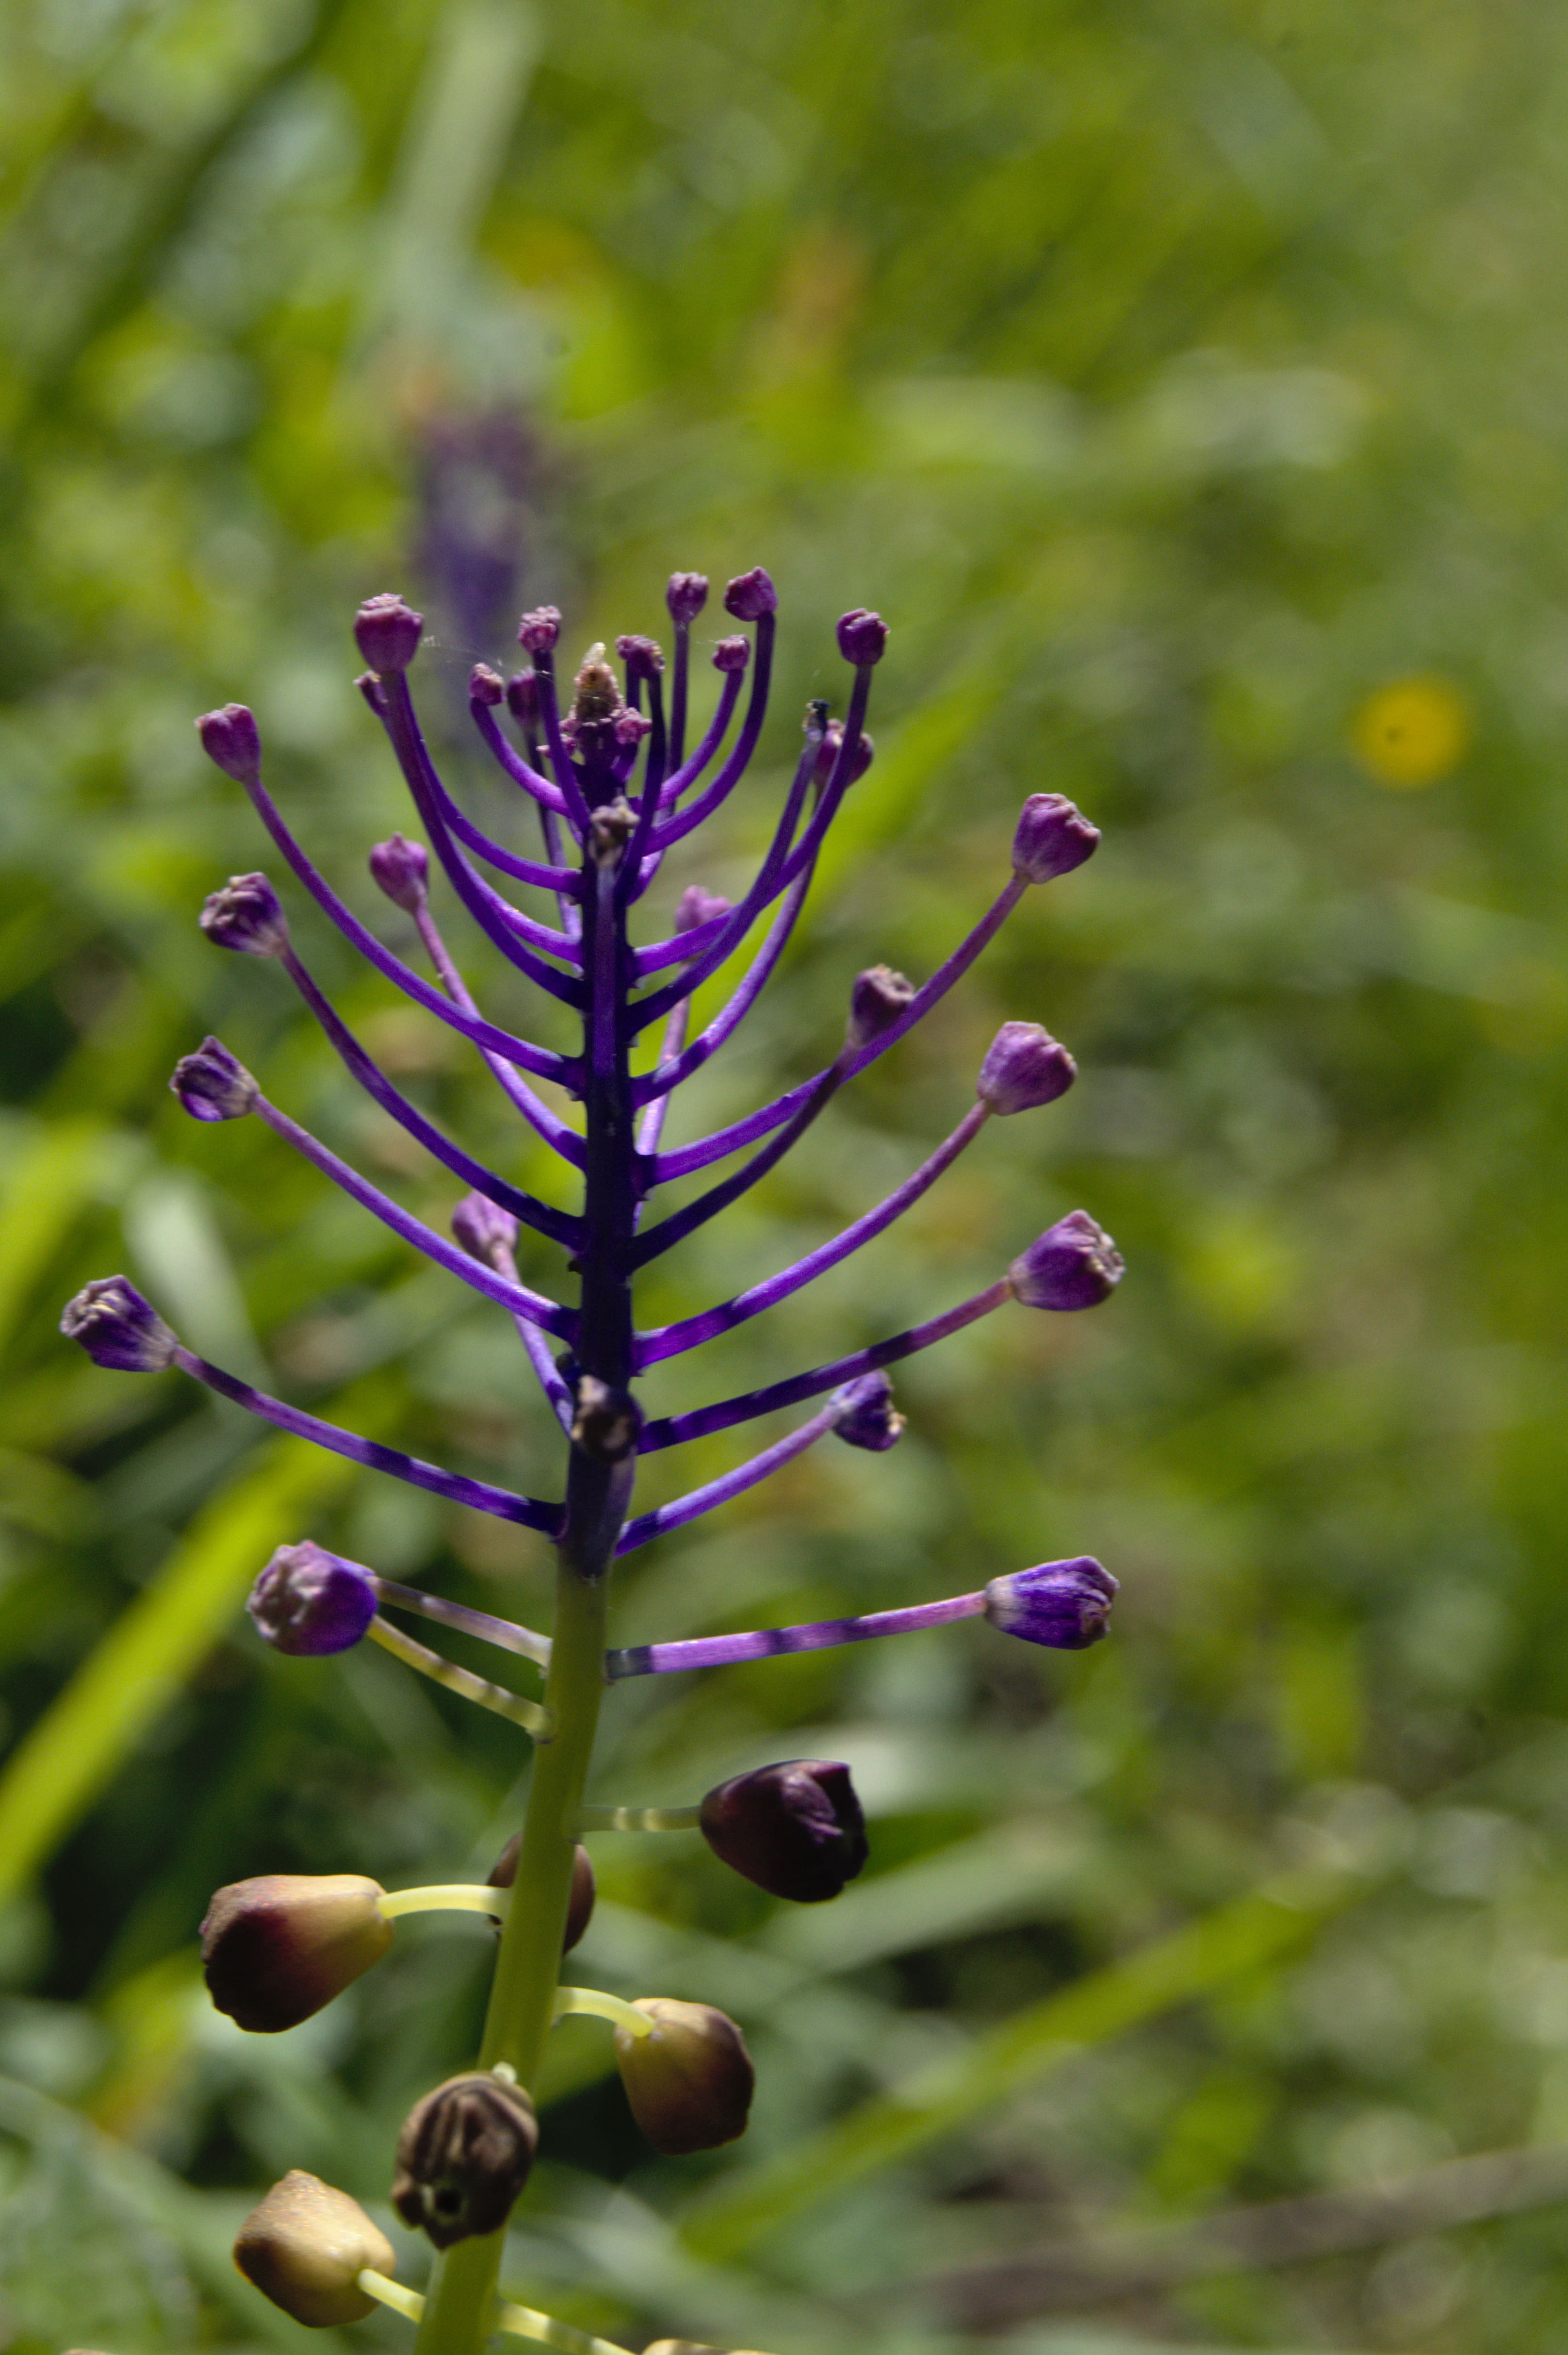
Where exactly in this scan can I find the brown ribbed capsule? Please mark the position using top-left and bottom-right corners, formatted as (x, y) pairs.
(614, 1998), (754, 2155)
(233, 2170), (394, 2326)
(201, 1874), (392, 2033)
(392, 2071), (538, 2248)
(486, 1837), (595, 1952)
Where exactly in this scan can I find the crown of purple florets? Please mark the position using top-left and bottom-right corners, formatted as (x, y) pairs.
(172, 1036), (257, 1122)
(518, 605), (561, 654)
(201, 872), (288, 957)
(61, 1277), (177, 1372)
(978, 1021), (1076, 1114)
(369, 834), (430, 914)
(196, 703), (262, 786)
(666, 572), (709, 626)
(711, 635), (751, 674)
(1010, 1211), (1125, 1310)
(1012, 792), (1101, 884)
(836, 608), (888, 667)
(984, 1557), (1117, 1649)
(722, 567), (777, 622)
(248, 1540), (379, 1657)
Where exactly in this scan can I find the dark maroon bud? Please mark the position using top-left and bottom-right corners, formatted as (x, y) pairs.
(469, 662), (505, 706)
(1009, 1210), (1124, 1309)
(675, 884), (732, 933)
(247, 1540), (378, 1657)
(354, 593), (424, 675)
(836, 608), (888, 666)
(506, 669), (541, 728)
(846, 964), (915, 1051)
(487, 1837), (595, 1952)
(812, 718), (875, 787)
(615, 633), (666, 680)
(200, 872), (288, 956)
(60, 1277), (176, 1372)
(369, 832), (429, 915)
(196, 702), (261, 786)
(699, 1760), (867, 1903)
(571, 1376), (642, 1462)
(984, 1556), (1118, 1649)
(518, 604), (562, 655)
(171, 1036), (257, 1122)
(723, 567), (777, 622)
(234, 2172), (395, 2327)
(1012, 792), (1100, 884)
(201, 1874), (392, 2032)
(392, 2071), (538, 2247)
(355, 669), (389, 719)
(666, 573), (710, 626)
(451, 1191), (520, 1268)
(616, 708), (653, 747)
(614, 1999), (754, 2154)
(977, 1022), (1076, 1114)
(712, 635), (751, 674)
(830, 1370), (905, 1452)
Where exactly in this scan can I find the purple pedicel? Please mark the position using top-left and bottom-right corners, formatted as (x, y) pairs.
(832, 1370), (905, 1451)
(605, 1588), (987, 1677)
(61, 1277), (176, 1372)
(977, 1021), (1076, 1114)
(171, 1037), (257, 1122)
(1009, 1211), (1125, 1310)
(369, 833), (430, 915)
(201, 873), (289, 957)
(983, 1557), (1118, 1648)
(355, 593), (425, 675)
(196, 704), (261, 786)
(699, 1761), (867, 1903)
(248, 1541), (378, 1656)
(1012, 792), (1100, 884)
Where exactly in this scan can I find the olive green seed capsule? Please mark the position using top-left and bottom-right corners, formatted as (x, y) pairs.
(614, 1998), (754, 2155)
(233, 2170), (395, 2326)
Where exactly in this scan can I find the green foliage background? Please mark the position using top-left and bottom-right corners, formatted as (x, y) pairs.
(1, 2), (1567, 2350)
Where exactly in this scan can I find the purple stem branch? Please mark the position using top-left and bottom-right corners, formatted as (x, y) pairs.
(639, 612), (775, 857)
(531, 648), (595, 834)
(491, 1235), (576, 1432)
(658, 666), (743, 809)
(634, 996), (690, 1165)
(614, 1396), (842, 1555)
(470, 695), (572, 818)
(605, 1589), (987, 1676)
(374, 1575), (552, 1666)
(630, 1063), (845, 1270)
(631, 861), (813, 1113)
(668, 617), (691, 773)
(411, 905), (586, 1171)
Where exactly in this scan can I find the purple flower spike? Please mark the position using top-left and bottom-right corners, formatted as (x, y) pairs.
(469, 663), (505, 706)
(666, 572), (709, 625)
(1009, 1210), (1125, 1309)
(831, 1370), (906, 1451)
(836, 608), (888, 666)
(452, 1191), (520, 1267)
(201, 872), (289, 957)
(506, 670), (540, 728)
(813, 720), (874, 786)
(518, 604), (562, 654)
(723, 567), (777, 622)
(354, 593), (424, 675)
(247, 1539), (378, 1656)
(712, 635), (751, 674)
(1012, 792), (1101, 884)
(368, 833), (430, 914)
(675, 885), (732, 933)
(983, 1556), (1117, 1649)
(699, 1760), (868, 1903)
(171, 1036), (257, 1122)
(196, 703), (261, 786)
(977, 1021), (1077, 1114)
(847, 964), (916, 1050)
(616, 634), (665, 680)
(60, 1276), (177, 1372)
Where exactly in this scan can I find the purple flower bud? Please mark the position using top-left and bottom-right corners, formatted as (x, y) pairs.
(200, 872), (288, 956)
(699, 1760), (868, 1903)
(983, 1556), (1118, 1649)
(451, 1191), (520, 1268)
(369, 832), (429, 914)
(488, 1836), (596, 1953)
(615, 633), (666, 680)
(712, 635), (751, 674)
(836, 608), (888, 666)
(666, 572), (710, 626)
(469, 662), (505, 706)
(615, 1998), (755, 2153)
(813, 718), (875, 786)
(831, 1370), (906, 1452)
(723, 567), (777, 622)
(355, 669), (389, 718)
(977, 1021), (1076, 1114)
(675, 884), (733, 933)
(247, 1540), (378, 1656)
(846, 964), (915, 1050)
(170, 1036), (257, 1123)
(201, 1873), (393, 2032)
(506, 669), (540, 728)
(518, 604), (562, 655)
(616, 708), (653, 746)
(1012, 792), (1101, 884)
(571, 1375), (642, 1462)
(196, 703), (261, 786)
(392, 2072), (538, 2248)
(354, 593), (424, 675)
(1009, 1210), (1125, 1310)
(60, 1277), (176, 1372)
(234, 2172), (395, 2328)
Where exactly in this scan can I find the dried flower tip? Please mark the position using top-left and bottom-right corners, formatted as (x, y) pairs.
(675, 885), (732, 933)
(836, 608), (888, 666)
(1012, 792), (1100, 884)
(812, 718), (875, 787)
(830, 1370), (906, 1452)
(452, 1191), (520, 1268)
(615, 1998), (754, 2153)
(518, 604), (562, 655)
(247, 1539), (378, 1657)
(589, 799), (638, 864)
(355, 670), (389, 718)
(60, 1277), (176, 1373)
(469, 662), (505, 706)
(196, 703), (261, 786)
(666, 572), (710, 626)
(977, 1021), (1076, 1114)
(234, 2171), (395, 2327)
(488, 1836), (595, 1952)
(202, 1873), (392, 2032)
(712, 635), (751, 674)
(984, 1556), (1117, 1649)
(616, 708), (654, 747)
(201, 872), (288, 956)
(723, 567), (777, 622)
(171, 1036), (257, 1123)
(506, 669), (541, 728)
(699, 1760), (867, 1903)
(354, 593), (424, 675)
(573, 646), (625, 725)
(572, 1376), (642, 1463)
(392, 2071), (538, 2248)
(846, 964), (916, 1050)
(616, 633), (666, 680)
(1009, 1210), (1124, 1309)
(368, 832), (430, 915)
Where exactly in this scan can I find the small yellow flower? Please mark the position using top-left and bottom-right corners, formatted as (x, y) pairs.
(1351, 676), (1471, 788)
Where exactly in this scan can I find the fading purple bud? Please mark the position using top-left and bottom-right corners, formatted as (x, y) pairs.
(723, 567), (777, 622)
(699, 1760), (868, 1903)
(506, 669), (540, 728)
(977, 1021), (1076, 1114)
(201, 1873), (393, 2032)
(355, 669), (389, 719)
(836, 608), (888, 666)
(60, 1277), (176, 1372)
(488, 1835), (596, 1952)
(247, 1539), (378, 1657)
(234, 2172), (395, 2329)
(369, 833), (429, 914)
(392, 2072), (538, 2248)
(1012, 793), (1101, 884)
(171, 1036), (257, 1123)
(616, 708), (653, 747)
(813, 718), (875, 787)
(518, 604), (562, 654)
(831, 1370), (906, 1452)
(675, 884), (732, 933)
(200, 872), (288, 956)
(196, 703), (261, 786)
(354, 593), (424, 675)
(1009, 1210), (1125, 1310)
(847, 964), (916, 1050)
(616, 633), (666, 680)
(615, 1998), (754, 2153)
(451, 1191), (519, 1268)
(666, 572), (710, 626)
(469, 663), (505, 706)
(983, 1556), (1117, 1649)
(712, 635), (751, 674)
(571, 1375), (642, 1462)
